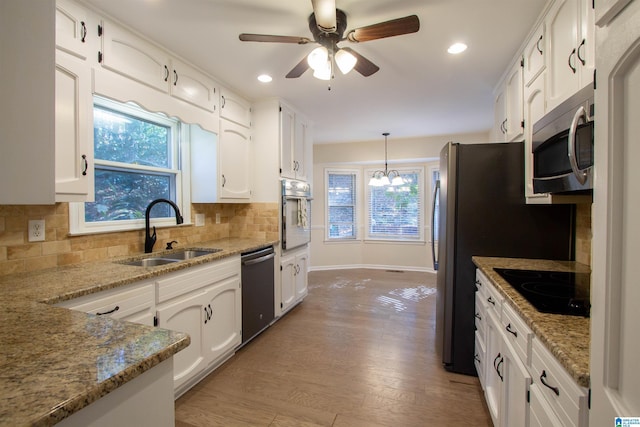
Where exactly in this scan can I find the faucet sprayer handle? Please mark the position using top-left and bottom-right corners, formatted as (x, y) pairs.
(166, 240), (178, 250)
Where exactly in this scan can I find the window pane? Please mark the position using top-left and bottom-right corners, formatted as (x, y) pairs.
(327, 172), (356, 239)
(94, 105), (171, 168)
(368, 171), (421, 239)
(85, 169), (173, 222)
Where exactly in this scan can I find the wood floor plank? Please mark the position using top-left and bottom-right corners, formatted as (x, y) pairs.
(175, 268), (492, 427)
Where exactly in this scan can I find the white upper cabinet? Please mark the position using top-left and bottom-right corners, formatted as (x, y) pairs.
(523, 23), (546, 85)
(280, 103), (311, 181)
(170, 57), (218, 113)
(55, 51), (94, 202)
(220, 88), (251, 128)
(56, 0), (90, 60)
(493, 58), (524, 143)
(493, 88), (507, 142)
(218, 119), (252, 200)
(545, 0), (594, 111)
(99, 20), (171, 93)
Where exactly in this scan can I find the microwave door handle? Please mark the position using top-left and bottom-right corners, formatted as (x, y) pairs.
(568, 106), (589, 185)
(431, 180), (440, 271)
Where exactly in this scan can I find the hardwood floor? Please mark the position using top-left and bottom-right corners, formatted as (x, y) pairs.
(175, 268), (492, 426)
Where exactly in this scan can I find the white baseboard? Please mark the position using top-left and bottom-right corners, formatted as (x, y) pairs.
(309, 264), (436, 274)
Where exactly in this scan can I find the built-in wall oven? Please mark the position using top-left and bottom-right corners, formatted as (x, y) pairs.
(281, 178), (311, 251)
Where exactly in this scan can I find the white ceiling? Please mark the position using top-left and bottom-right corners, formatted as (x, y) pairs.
(81, 0), (548, 144)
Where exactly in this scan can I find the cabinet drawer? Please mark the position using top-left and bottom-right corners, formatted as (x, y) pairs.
(501, 303), (533, 366)
(483, 276), (503, 319)
(475, 292), (487, 340)
(531, 339), (589, 427)
(156, 256), (240, 303)
(475, 269), (489, 299)
(56, 281), (154, 320)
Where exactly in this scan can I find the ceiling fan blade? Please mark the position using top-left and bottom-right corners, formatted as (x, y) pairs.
(340, 47), (380, 77)
(311, 0), (337, 33)
(286, 55), (311, 78)
(347, 15), (420, 43)
(239, 33), (312, 44)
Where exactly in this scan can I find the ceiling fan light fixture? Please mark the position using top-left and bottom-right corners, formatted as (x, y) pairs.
(335, 48), (357, 74)
(311, 0), (337, 32)
(313, 60), (332, 80)
(308, 46), (329, 71)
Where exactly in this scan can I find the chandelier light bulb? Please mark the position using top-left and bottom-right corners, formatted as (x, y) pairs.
(307, 46), (329, 71)
(313, 59), (332, 80)
(335, 49), (357, 74)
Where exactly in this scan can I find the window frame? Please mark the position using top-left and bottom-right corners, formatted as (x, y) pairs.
(325, 168), (360, 242)
(364, 166), (425, 243)
(69, 97), (191, 235)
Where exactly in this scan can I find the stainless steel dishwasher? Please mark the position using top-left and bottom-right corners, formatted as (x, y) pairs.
(241, 246), (275, 345)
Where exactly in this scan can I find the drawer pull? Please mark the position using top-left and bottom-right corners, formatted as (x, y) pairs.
(487, 296), (496, 306)
(474, 354), (481, 363)
(540, 370), (560, 396)
(96, 305), (119, 316)
(475, 279), (482, 287)
(493, 352), (502, 370)
(475, 313), (482, 321)
(505, 323), (518, 337)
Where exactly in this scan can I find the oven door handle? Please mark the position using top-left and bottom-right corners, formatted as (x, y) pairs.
(568, 106), (589, 185)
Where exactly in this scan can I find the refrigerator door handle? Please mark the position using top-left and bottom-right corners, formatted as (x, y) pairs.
(431, 180), (440, 270)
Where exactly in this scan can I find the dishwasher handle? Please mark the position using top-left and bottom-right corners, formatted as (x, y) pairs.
(242, 252), (275, 266)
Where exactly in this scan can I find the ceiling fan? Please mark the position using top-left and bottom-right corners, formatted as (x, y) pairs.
(238, 0), (420, 80)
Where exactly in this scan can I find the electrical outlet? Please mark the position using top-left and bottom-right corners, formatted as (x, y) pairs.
(28, 220), (45, 242)
(215, 213), (221, 224)
(195, 213), (205, 227)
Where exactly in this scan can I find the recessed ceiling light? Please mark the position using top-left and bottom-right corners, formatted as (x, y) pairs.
(447, 43), (468, 54)
(257, 74), (272, 83)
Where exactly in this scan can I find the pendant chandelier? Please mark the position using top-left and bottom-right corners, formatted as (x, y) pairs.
(368, 132), (405, 186)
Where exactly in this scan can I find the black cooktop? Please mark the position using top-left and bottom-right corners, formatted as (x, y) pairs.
(493, 268), (591, 317)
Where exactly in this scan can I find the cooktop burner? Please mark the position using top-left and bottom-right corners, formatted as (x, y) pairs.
(493, 268), (590, 317)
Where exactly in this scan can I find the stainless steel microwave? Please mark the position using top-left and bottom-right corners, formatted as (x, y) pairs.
(532, 85), (594, 194)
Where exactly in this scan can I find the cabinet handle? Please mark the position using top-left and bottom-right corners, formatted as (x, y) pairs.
(173, 69), (178, 86)
(80, 21), (87, 43)
(505, 323), (518, 337)
(540, 370), (560, 396)
(577, 39), (586, 66)
(475, 313), (482, 321)
(81, 154), (88, 176)
(568, 48), (577, 73)
(221, 95), (226, 108)
(96, 305), (119, 316)
(221, 174), (226, 187)
(204, 304), (213, 324)
(475, 279), (482, 287)
(536, 34), (543, 54)
(496, 357), (504, 382)
(474, 354), (481, 363)
(493, 352), (501, 370)
(164, 65), (169, 82)
(487, 296), (496, 306)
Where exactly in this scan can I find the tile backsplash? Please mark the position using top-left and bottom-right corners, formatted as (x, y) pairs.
(0, 202), (278, 277)
(575, 203), (592, 266)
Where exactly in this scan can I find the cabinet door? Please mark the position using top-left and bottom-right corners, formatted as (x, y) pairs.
(484, 310), (502, 426)
(220, 88), (251, 128)
(55, 0), (89, 60)
(294, 251), (309, 301)
(55, 51), (94, 202)
(219, 119), (251, 200)
(501, 340), (532, 427)
(100, 20), (170, 93)
(524, 73), (551, 203)
(203, 276), (241, 364)
(293, 115), (309, 180)
(524, 23), (545, 85)
(493, 89), (507, 142)
(530, 384), (564, 427)
(170, 58), (218, 113)
(280, 255), (296, 313)
(505, 59), (525, 142)
(546, 0), (581, 110)
(157, 289), (208, 391)
(280, 104), (296, 179)
(591, 1), (640, 424)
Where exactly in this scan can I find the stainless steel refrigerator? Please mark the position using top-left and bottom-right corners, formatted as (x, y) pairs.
(433, 142), (575, 375)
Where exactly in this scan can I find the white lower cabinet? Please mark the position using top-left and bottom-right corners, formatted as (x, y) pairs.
(156, 257), (242, 396)
(279, 246), (308, 315)
(475, 268), (588, 427)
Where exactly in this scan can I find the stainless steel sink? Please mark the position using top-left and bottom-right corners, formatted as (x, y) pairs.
(162, 249), (222, 260)
(118, 248), (221, 267)
(122, 257), (179, 267)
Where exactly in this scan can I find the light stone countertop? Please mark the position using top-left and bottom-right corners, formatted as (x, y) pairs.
(472, 256), (591, 388)
(0, 237), (278, 427)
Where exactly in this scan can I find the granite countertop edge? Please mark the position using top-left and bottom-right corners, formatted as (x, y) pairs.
(472, 256), (591, 388)
(0, 237), (278, 427)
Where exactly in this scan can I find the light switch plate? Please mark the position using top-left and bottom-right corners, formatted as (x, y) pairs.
(195, 214), (205, 227)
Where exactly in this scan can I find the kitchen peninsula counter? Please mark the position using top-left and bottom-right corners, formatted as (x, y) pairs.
(473, 256), (591, 388)
(0, 237), (277, 426)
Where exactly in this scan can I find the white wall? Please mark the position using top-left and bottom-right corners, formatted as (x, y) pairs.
(310, 131), (490, 271)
